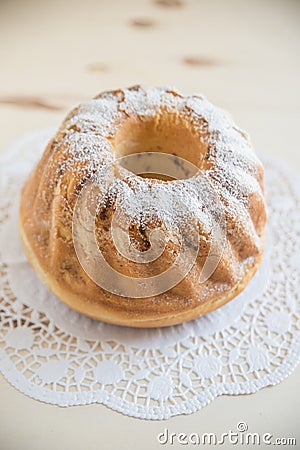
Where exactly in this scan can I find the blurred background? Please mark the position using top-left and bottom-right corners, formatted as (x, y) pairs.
(0, 0), (299, 168)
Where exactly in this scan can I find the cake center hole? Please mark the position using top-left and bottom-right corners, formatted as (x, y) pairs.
(113, 113), (208, 181)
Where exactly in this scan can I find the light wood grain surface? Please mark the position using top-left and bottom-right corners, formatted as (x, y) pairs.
(0, 0), (299, 449)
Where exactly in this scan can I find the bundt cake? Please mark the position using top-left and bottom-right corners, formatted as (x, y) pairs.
(19, 85), (267, 327)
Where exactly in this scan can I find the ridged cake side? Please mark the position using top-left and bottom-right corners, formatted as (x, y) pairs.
(19, 86), (267, 327)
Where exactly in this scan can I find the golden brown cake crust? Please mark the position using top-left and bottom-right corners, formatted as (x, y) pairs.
(19, 85), (267, 327)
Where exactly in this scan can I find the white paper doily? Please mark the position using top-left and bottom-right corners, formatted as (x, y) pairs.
(0, 129), (300, 420)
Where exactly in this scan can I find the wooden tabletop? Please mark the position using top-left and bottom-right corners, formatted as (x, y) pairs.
(0, 0), (299, 449)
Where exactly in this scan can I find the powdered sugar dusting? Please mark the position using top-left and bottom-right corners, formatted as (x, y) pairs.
(119, 86), (161, 116)
(101, 171), (223, 238)
(46, 85), (265, 269)
(64, 97), (122, 137)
